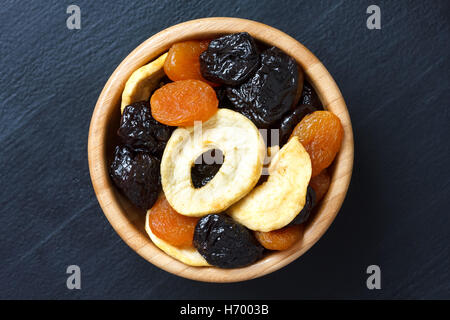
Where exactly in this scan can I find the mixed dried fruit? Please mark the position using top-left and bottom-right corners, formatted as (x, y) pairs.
(121, 52), (167, 113)
(161, 109), (265, 217)
(279, 104), (318, 146)
(228, 137), (311, 232)
(164, 40), (216, 86)
(109, 32), (344, 269)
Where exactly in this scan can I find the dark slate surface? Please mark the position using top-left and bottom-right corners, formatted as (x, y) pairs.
(0, 0), (449, 299)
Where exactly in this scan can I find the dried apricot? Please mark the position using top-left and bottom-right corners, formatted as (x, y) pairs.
(254, 225), (303, 251)
(150, 80), (219, 126)
(309, 169), (331, 202)
(290, 111), (343, 177)
(164, 40), (218, 86)
(148, 195), (199, 247)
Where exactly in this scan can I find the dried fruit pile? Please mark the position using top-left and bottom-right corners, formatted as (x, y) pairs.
(109, 32), (343, 269)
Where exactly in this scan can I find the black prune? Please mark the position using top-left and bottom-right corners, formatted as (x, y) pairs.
(226, 47), (299, 128)
(191, 149), (224, 188)
(200, 32), (260, 86)
(214, 87), (233, 109)
(300, 81), (322, 108)
(279, 104), (317, 145)
(109, 145), (161, 210)
(118, 101), (173, 156)
(193, 214), (264, 268)
(290, 186), (316, 225)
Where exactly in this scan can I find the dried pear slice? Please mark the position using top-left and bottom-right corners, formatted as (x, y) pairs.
(121, 52), (168, 113)
(161, 109), (266, 217)
(145, 211), (210, 267)
(228, 136), (312, 232)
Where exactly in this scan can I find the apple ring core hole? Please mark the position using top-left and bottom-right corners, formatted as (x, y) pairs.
(191, 149), (224, 188)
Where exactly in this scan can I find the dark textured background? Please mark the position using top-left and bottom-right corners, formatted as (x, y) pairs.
(0, 0), (449, 299)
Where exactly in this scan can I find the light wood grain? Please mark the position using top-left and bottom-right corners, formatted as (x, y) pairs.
(88, 17), (354, 283)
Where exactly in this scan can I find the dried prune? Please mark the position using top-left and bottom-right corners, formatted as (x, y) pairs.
(109, 145), (161, 210)
(191, 149), (224, 188)
(118, 101), (173, 156)
(200, 32), (260, 85)
(290, 186), (316, 225)
(193, 214), (264, 268)
(300, 81), (322, 107)
(279, 104), (317, 145)
(214, 87), (233, 109)
(226, 47), (299, 128)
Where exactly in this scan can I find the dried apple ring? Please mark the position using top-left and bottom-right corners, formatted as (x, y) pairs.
(161, 109), (265, 217)
(228, 136), (312, 232)
(121, 52), (167, 113)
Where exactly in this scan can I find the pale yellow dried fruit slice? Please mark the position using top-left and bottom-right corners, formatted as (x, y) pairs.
(121, 52), (168, 113)
(144, 211), (210, 267)
(228, 136), (312, 232)
(267, 145), (280, 157)
(161, 108), (265, 217)
(262, 145), (280, 175)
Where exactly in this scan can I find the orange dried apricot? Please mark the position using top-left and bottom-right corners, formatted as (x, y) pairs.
(254, 225), (303, 251)
(150, 80), (218, 126)
(309, 169), (331, 202)
(290, 111), (343, 177)
(148, 195), (199, 247)
(164, 40), (218, 86)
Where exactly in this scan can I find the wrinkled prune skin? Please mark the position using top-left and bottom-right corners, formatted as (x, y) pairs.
(191, 163), (222, 188)
(118, 101), (173, 156)
(279, 104), (318, 145)
(290, 186), (316, 225)
(226, 47), (299, 128)
(200, 32), (260, 86)
(193, 214), (264, 268)
(214, 87), (233, 109)
(300, 81), (322, 108)
(109, 145), (161, 210)
(191, 150), (224, 188)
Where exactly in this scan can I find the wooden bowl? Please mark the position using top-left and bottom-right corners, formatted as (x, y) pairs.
(88, 17), (354, 283)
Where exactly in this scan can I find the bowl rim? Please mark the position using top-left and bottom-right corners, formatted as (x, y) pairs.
(88, 17), (354, 283)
